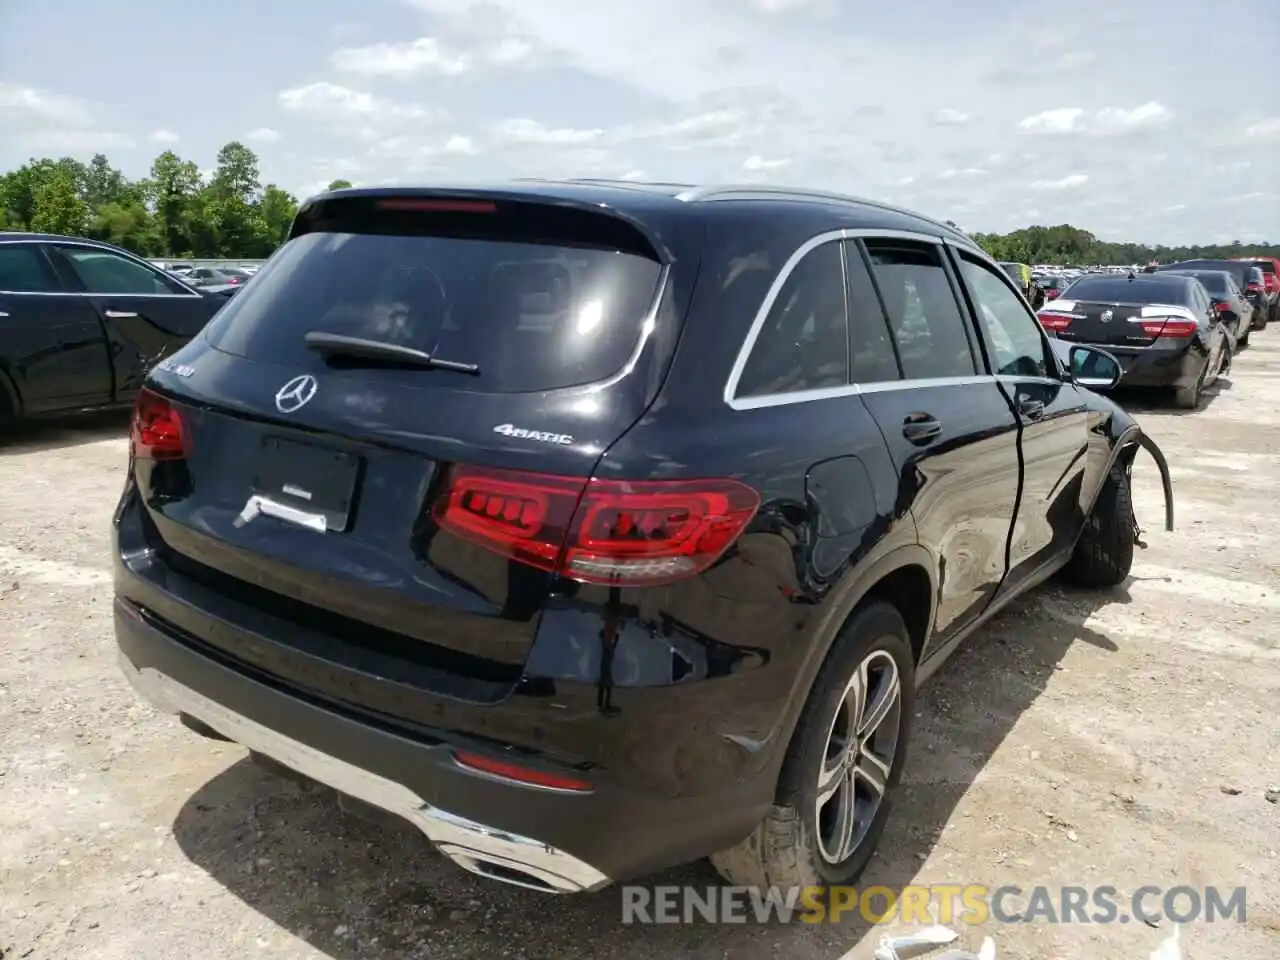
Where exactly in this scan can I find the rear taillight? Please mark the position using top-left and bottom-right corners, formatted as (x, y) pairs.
(131, 388), (186, 460)
(1138, 318), (1198, 338)
(1246, 282), (1262, 293)
(1036, 311), (1073, 331)
(432, 465), (760, 587)
(1213, 301), (1230, 313)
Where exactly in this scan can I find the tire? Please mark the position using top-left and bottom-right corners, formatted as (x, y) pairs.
(1173, 365), (1203, 409)
(1063, 459), (1135, 588)
(1239, 328), (1250, 348)
(709, 602), (915, 890)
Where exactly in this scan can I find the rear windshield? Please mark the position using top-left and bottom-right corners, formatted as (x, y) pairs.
(1158, 260), (1249, 284)
(1168, 271), (1229, 293)
(1249, 260), (1276, 276)
(204, 231), (663, 392)
(1064, 275), (1190, 305)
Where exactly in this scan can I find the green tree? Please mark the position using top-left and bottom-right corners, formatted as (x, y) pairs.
(30, 171), (89, 235)
(259, 184), (299, 247)
(149, 150), (202, 256)
(326, 178), (353, 191)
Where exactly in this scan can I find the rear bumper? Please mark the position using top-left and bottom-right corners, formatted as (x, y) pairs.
(114, 585), (771, 891)
(1078, 342), (1203, 389)
(117, 636), (606, 893)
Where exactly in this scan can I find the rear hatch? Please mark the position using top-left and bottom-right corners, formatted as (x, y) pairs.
(127, 190), (692, 703)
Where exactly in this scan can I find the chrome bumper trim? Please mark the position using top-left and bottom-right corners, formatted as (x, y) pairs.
(119, 653), (610, 894)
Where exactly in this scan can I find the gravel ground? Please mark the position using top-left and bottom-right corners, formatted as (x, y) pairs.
(2, 342), (1279, 960)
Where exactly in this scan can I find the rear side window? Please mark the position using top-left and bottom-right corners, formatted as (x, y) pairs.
(206, 229), (664, 393)
(736, 240), (848, 397)
(864, 240), (977, 379)
(0, 245), (60, 292)
(57, 247), (188, 295)
(841, 242), (900, 384)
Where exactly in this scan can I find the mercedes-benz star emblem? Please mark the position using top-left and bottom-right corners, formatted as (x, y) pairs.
(1100, 309), (1114, 323)
(275, 374), (318, 413)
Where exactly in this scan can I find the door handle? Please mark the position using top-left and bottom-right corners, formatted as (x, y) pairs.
(902, 413), (942, 445)
(1018, 396), (1045, 419)
(0, 311), (9, 318)
(103, 309), (139, 319)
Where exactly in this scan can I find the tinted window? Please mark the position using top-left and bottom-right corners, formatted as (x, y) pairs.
(1158, 260), (1251, 287)
(208, 230), (664, 394)
(864, 240), (976, 379)
(0, 245), (60, 292)
(1065, 275), (1191, 305)
(1176, 271), (1229, 294)
(58, 248), (187, 295)
(842, 242), (900, 384)
(1251, 260), (1276, 277)
(736, 240), (848, 397)
(958, 255), (1053, 378)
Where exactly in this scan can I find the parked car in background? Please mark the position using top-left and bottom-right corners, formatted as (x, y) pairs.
(1159, 269), (1255, 347)
(113, 180), (1172, 897)
(185, 266), (250, 287)
(1042, 272), (1228, 408)
(999, 260), (1045, 308)
(0, 234), (225, 425)
(1235, 257), (1279, 324)
(1039, 274), (1068, 300)
(1155, 259), (1269, 331)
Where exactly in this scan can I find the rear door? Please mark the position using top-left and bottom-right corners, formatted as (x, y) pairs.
(853, 235), (1021, 653)
(49, 244), (216, 399)
(0, 242), (112, 412)
(950, 246), (1090, 593)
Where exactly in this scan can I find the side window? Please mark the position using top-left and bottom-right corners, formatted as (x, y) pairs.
(0, 245), (60, 293)
(736, 240), (849, 398)
(57, 247), (188, 295)
(841, 241), (901, 384)
(863, 240), (977, 379)
(957, 254), (1054, 379)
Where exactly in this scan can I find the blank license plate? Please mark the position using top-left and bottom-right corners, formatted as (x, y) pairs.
(252, 437), (360, 532)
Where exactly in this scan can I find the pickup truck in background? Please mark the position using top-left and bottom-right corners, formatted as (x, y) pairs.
(0, 234), (232, 427)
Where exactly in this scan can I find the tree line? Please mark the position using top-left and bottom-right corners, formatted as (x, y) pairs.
(0, 143), (1275, 264)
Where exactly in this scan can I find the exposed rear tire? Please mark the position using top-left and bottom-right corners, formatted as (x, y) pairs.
(1173, 366), (1203, 409)
(1239, 329), (1250, 348)
(709, 602), (915, 890)
(1063, 459), (1135, 589)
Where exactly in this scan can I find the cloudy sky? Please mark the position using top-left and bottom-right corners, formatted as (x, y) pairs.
(1, 0), (1277, 244)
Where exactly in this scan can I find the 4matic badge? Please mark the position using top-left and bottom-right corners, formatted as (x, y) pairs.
(492, 423), (574, 445)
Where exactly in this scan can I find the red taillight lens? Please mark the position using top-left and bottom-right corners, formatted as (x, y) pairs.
(131, 388), (186, 460)
(1246, 283), (1262, 293)
(376, 198), (496, 213)
(453, 750), (592, 792)
(1213, 301), (1230, 313)
(1138, 318), (1198, 338)
(432, 466), (760, 587)
(1037, 311), (1073, 331)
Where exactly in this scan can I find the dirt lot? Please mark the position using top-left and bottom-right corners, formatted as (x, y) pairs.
(2, 343), (1278, 960)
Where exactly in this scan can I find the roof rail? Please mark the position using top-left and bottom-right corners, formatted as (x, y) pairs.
(676, 184), (974, 244)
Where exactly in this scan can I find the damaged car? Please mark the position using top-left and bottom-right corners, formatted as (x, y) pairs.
(113, 180), (1173, 895)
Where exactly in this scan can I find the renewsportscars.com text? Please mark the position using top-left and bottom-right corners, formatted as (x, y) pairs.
(620, 884), (1247, 925)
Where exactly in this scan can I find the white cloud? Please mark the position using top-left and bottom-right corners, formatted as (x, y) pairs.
(1245, 117), (1280, 139)
(443, 134), (477, 154)
(149, 129), (180, 144)
(0, 82), (94, 125)
(933, 109), (971, 126)
(1019, 103), (1172, 136)
(493, 118), (602, 145)
(278, 82), (430, 121)
(17, 130), (135, 152)
(244, 127), (282, 143)
(1019, 108), (1086, 134)
(331, 36), (471, 77)
(618, 169), (647, 180)
(1030, 174), (1089, 190)
(742, 155), (790, 171)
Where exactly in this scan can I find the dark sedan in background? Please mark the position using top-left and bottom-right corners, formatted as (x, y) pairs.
(1156, 259), (1269, 332)
(1159, 269), (1255, 348)
(0, 234), (226, 426)
(1040, 272), (1229, 409)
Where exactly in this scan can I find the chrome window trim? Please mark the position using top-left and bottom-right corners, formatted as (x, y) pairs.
(0, 237), (203, 298)
(724, 227), (969, 411)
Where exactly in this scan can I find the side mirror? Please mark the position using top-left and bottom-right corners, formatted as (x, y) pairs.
(1070, 345), (1121, 390)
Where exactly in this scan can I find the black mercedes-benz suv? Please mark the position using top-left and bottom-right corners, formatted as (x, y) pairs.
(114, 180), (1172, 894)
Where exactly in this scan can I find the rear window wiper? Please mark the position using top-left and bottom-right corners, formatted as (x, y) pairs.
(303, 332), (480, 375)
